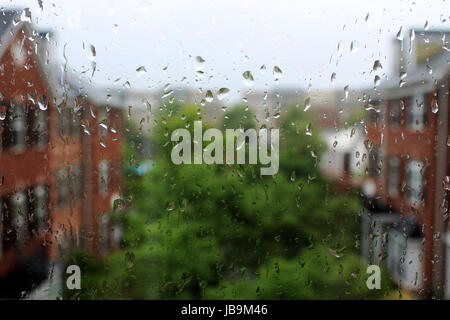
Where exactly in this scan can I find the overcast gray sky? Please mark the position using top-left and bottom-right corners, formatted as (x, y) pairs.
(2, 0), (449, 102)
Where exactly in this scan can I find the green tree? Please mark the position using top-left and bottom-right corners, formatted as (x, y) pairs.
(67, 103), (393, 300)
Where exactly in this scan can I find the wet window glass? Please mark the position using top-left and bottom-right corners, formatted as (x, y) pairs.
(0, 1), (449, 303)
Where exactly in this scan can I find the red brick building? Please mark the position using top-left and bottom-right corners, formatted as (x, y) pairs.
(361, 30), (449, 298)
(0, 9), (124, 297)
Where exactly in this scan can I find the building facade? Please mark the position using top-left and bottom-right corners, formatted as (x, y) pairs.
(0, 9), (124, 297)
(361, 30), (449, 298)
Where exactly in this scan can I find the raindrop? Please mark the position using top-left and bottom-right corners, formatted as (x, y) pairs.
(112, 24), (119, 34)
(426, 64), (432, 74)
(100, 136), (107, 148)
(259, 64), (266, 74)
(331, 72), (336, 84)
(205, 90), (213, 103)
(409, 29), (415, 54)
(329, 248), (341, 259)
(38, 95), (48, 110)
(396, 26), (403, 40)
(136, 66), (147, 75)
(89, 44), (96, 60)
(305, 123), (312, 136)
(273, 66), (282, 81)
(424, 20), (429, 30)
(0, 106), (6, 121)
(431, 99), (439, 114)
(290, 171), (296, 182)
(399, 79), (406, 87)
(196, 56), (205, 63)
(162, 90), (174, 99)
(217, 88), (230, 100)
(242, 70), (254, 86)
(344, 85), (349, 99)
(195, 56), (205, 70)
(350, 40), (359, 53)
(373, 60), (383, 73)
(444, 176), (450, 191)
(303, 97), (311, 112)
(374, 75), (381, 87)
(125, 252), (135, 268)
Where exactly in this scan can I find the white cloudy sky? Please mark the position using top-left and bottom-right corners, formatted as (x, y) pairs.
(2, 0), (449, 101)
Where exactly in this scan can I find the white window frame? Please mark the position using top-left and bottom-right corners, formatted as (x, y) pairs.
(408, 94), (425, 130)
(388, 156), (400, 196)
(11, 191), (28, 246)
(12, 104), (26, 152)
(34, 185), (47, 233)
(406, 160), (425, 205)
(99, 160), (109, 196)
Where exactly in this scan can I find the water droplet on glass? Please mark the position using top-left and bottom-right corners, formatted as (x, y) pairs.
(218, 88), (230, 100)
(303, 97), (311, 112)
(38, 94), (48, 110)
(0, 106), (6, 121)
(305, 123), (312, 136)
(373, 60), (383, 73)
(112, 23), (119, 34)
(259, 64), (266, 74)
(242, 70), (254, 86)
(290, 171), (296, 182)
(344, 85), (349, 99)
(374, 75), (381, 87)
(431, 99), (439, 114)
(424, 20), (429, 30)
(444, 176), (450, 191)
(136, 66), (147, 75)
(331, 72), (336, 84)
(195, 56), (205, 70)
(426, 64), (432, 74)
(350, 40), (359, 53)
(89, 44), (96, 61)
(205, 90), (213, 103)
(162, 90), (174, 99)
(273, 65), (282, 81)
(396, 26), (403, 40)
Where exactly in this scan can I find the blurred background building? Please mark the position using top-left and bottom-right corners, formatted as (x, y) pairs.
(0, 9), (124, 298)
(361, 29), (450, 298)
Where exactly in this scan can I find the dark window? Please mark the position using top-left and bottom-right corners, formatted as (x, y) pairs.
(368, 148), (380, 177)
(11, 104), (26, 151)
(405, 160), (425, 204)
(343, 152), (351, 173)
(57, 168), (69, 208)
(31, 185), (48, 234)
(388, 156), (400, 196)
(389, 99), (400, 127)
(33, 107), (49, 147)
(10, 191), (29, 247)
(407, 94), (427, 129)
(99, 160), (109, 196)
(70, 165), (83, 202)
